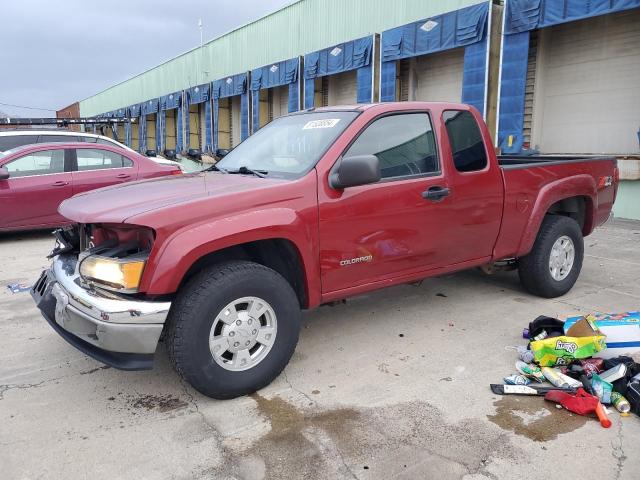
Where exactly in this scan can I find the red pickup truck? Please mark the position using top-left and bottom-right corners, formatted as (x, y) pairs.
(31, 102), (618, 399)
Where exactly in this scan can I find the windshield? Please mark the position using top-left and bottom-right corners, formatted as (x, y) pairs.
(216, 111), (359, 178)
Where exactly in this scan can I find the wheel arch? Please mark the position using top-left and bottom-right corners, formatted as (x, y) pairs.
(517, 175), (597, 257)
(177, 238), (309, 309)
(139, 207), (320, 307)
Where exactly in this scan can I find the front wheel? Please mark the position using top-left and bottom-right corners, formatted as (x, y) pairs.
(518, 215), (584, 298)
(167, 261), (301, 399)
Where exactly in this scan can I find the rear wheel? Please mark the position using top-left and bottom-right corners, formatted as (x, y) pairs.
(167, 260), (301, 399)
(518, 215), (584, 298)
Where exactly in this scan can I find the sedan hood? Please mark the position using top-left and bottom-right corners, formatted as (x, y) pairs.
(59, 172), (289, 225)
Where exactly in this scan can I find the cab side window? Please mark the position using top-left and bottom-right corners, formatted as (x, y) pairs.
(0, 135), (39, 151)
(38, 135), (77, 143)
(5, 149), (65, 177)
(75, 149), (129, 170)
(442, 110), (487, 172)
(344, 113), (439, 180)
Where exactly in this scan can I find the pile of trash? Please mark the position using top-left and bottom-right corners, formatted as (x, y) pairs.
(492, 311), (640, 428)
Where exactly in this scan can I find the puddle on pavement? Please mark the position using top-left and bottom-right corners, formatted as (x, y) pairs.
(488, 396), (587, 442)
(244, 393), (359, 479)
(213, 394), (520, 480)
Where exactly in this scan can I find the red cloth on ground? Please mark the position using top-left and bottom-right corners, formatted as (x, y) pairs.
(544, 388), (600, 416)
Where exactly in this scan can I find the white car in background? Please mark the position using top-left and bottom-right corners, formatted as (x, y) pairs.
(0, 130), (183, 170)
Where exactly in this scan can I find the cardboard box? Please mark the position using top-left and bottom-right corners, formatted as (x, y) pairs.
(564, 312), (640, 359)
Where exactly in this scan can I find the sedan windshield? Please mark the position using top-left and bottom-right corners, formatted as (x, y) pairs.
(216, 111), (359, 178)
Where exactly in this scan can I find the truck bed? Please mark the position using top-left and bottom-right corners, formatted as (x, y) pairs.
(493, 154), (617, 261)
(498, 155), (614, 169)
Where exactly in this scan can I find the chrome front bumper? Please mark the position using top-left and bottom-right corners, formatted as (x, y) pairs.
(31, 255), (172, 370)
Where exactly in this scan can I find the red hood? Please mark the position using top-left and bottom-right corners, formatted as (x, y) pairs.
(59, 172), (290, 225)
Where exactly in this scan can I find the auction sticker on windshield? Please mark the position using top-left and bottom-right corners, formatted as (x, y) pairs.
(303, 119), (340, 130)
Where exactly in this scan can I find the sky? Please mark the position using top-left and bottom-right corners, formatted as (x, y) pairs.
(0, 0), (292, 117)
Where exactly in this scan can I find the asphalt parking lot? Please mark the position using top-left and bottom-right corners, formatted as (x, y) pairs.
(1, 219), (639, 480)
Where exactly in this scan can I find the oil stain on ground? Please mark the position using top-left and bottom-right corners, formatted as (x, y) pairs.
(488, 395), (587, 442)
(129, 394), (188, 413)
(216, 394), (520, 480)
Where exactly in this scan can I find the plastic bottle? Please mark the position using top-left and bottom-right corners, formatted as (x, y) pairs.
(516, 346), (535, 364)
(611, 392), (631, 414)
(504, 374), (531, 386)
(532, 330), (548, 341)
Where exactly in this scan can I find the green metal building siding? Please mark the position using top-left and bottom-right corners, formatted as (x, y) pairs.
(79, 0), (484, 116)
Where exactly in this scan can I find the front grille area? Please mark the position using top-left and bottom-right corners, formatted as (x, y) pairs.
(31, 271), (48, 301)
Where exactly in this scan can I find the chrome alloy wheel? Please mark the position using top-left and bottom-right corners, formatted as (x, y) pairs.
(549, 235), (575, 281)
(209, 296), (277, 371)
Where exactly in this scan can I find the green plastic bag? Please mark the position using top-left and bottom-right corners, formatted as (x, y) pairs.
(530, 335), (606, 366)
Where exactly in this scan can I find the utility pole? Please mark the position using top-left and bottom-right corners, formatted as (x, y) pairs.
(198, 18), (206, 83)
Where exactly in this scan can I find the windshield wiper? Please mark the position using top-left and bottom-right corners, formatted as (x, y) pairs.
(204, 164), (229, 173)
(228, 166), (268, 178)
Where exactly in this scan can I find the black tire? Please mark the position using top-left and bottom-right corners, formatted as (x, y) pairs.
(166, 260), (301, 399)
(518, 215), (584, 298)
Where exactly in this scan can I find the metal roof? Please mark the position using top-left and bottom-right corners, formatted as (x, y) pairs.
(79, 0), (486, 116)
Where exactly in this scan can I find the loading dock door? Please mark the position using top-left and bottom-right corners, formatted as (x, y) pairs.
(199, 105), (208, 149)
(231, 96), (241, 147)
(327, 70), (357, 106)
(531, 9), (640, 154)
(103, 127), (114, 139)
(269, 85), (289, 121)
(146, 114), (156, 152)
(400, 48), (465, 103)
(165, 109), (177, 150)
(116, 124), (125, 144)
(218, 98), (232, 150)
(188, 104), (201, 150)
(259, 90), (269, 128)
(131, 121), (139, 151)
(314, 78), (328, 107)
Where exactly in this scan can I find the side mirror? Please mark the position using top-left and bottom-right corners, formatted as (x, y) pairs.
(216, 148), (230, 158)
(145, 149), (157, 157)
(329, 154), (381, 189)
(0, 166), (9, 180)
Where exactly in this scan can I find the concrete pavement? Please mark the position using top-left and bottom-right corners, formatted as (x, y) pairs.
(1, 220), (639, 480)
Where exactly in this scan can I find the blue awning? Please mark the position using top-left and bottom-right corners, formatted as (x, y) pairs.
(251, 58), (299, 91)
(128, 104), (141, 118)
(505, 0), (640, 34)
(213, 73), (247, 99)
(303, 36), (372, 79)
(160, 91), (181, 110)
(141, 98), (159, 115)
(187, 83), (211, 104)
(381, 2), (488, 62)
(115, 108), (127, 118)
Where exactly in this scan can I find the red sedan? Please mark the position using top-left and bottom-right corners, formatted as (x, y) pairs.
(0, 142), (182, 232)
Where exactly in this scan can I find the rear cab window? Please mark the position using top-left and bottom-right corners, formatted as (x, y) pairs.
(442, 110), (487, 172)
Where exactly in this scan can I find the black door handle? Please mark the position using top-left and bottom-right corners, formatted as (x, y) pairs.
(422, 186), (450, 201)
